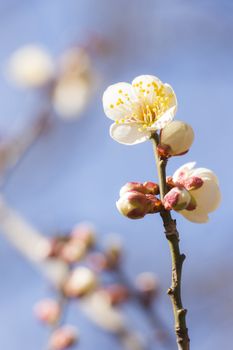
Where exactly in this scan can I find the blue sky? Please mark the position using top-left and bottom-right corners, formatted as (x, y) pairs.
(0, 1), (232, 349)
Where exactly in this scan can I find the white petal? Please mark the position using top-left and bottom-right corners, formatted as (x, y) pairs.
(110, 122), (151, 145)
(173, 162), (196, 183)
(151, 106), (176, 130)
(180, 207), (209, 223)
(191, 179), (221, 213)
(132, 75), (163, 105)
(103, 82), (139, 121)
(190, 168), (219, 184)
(132, 76), (177, 115)
(164, 83), (178, 114)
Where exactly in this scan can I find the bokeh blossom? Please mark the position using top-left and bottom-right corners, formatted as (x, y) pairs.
(48, 326), (78, 350)
(52, 48), (93, 119)
(34, 299), (60, 325)
(103, 75), (177, 145)
(163, 162), (221, 223)
(8, 44), (54, 88)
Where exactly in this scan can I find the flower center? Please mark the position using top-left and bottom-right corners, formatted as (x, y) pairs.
(109, 82), (173, 130)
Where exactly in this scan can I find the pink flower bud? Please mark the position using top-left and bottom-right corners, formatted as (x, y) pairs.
(163, 187), (191, 211)
(182, 176), (203, 191)
(87, 252), (108, 272)
(104, 234), (123, 269)
(48, 326), (78, 350)
(116, 191), (157, 219)
(143, 181), (159, 195)
(160, 120), (194, 156)
(34, 299), (60, 325)
(100, 284), (130, 305)
(119, 182), (159, 196)
(71, 223), (96, 248)
(135, 272), (159, 307)
(60, 240), (86, 264)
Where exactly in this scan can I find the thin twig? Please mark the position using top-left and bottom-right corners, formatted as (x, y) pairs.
(151, 134), (190, 350)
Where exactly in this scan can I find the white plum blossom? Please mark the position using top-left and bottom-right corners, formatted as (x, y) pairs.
(164, 162), (221, 223)
(8, 44), (54, 88)
(103, 75), (177, 145)
(53, 48), (93, 120)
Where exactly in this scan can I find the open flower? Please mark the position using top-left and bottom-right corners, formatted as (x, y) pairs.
(163, 162), (221, 223)
(103, 75), (177, 145)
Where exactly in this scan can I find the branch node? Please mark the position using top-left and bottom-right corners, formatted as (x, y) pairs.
(180, 254), (186, 263)
(167, 287), (174, 295)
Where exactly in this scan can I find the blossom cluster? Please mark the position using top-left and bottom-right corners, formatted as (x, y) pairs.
(103, 75), (221, 223)
(34, 223), (162, 349)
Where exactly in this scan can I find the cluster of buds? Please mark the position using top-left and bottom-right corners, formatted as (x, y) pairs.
(116, 181), (162, 219)
(34, 299), (78, 350)
(34, 223), (98, 349)
(47, 223), (96, 264)
(34, 221), (165, 348)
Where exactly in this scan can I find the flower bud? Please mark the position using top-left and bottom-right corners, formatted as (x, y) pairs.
(87, 252), (108, 272)
(48, 326), (78, 350)
(63, 267), (97, 298)
(34, 299), (60, 325)
(116, 191), (159, 219)
(100, 284), (130, 305)
(71, 223), (96, 248)
(119, 181), (159, 196)
(163, 187), (191, 211)
(104, 234), (123, 269)
(47, 237), (68, 258)
(60, 240), (86, 264)
(143, 181), (159, 195)
(135, 272), (159, 307)
(160, 120), (194, 156)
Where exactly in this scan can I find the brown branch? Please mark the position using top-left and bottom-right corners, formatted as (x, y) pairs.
(151, 134), (190, 350)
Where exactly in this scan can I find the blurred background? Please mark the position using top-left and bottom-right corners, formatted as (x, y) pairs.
(0, 0), (232, 349)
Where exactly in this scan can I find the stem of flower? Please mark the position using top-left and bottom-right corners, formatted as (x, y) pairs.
(151, 133), (190, 350)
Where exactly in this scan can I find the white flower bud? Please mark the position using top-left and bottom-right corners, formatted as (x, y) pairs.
(116, 191), (161, 219)
(63, 267), (97, 297)
(160, 120), (194, 156)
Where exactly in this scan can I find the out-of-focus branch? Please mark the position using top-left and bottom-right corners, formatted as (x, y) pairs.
(80, 292), (146, 350)
(0, 197), (145, 350)
(0, 107), (52, 189)
(0, 196), (68, 287)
